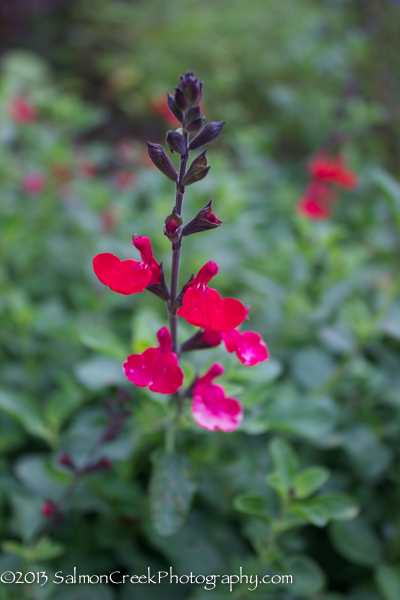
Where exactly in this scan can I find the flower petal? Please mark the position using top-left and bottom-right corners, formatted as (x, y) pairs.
(177, 287), (246, 332)
(123, 348), (158, 387)
(150, 353), (183, 394)
(192, 383), (243, 431)
(93, 253), (151, 294)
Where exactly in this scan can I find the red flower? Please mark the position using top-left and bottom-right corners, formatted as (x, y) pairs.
(93, 235), (161, 295)
(123, 327), (183, 394)
(41, 501), (57, 518)
(297, 181), (335, 220)
(201, 328), (269, 366)
(150, 95), (180, 127)
(309, 151), (358, 189)
(222, 329), (269, 366)
(10, 97), (37, 124)
(192, 363), (243, 431)
(22, 172), (46, 195)
(177, 262), (247, 332)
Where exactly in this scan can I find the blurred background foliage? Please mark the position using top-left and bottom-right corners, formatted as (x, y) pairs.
(1, 0), (400, 599)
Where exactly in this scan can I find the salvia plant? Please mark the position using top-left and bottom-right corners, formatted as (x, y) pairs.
(92, 72), (269, 443)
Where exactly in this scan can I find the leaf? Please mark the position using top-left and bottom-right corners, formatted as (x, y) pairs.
(329, 517), (383, 566)
(2, 537), (64, 562)
(233, 494), (268, 517)
(290, 501), (329, 527)
(291, 347), (335, 390)
(294, 466), (330, 499)
(285, 554), (325, 595)
(375, 564), (400, 600)
(149, 451), (196, 536)
(0, 390), (53, 445)
(79, 324), (128, 361)
(268, 437), (298, 492)
(317, 492), (359, 521)
(74, 356), (126, 390)
(10, 493), (43, 543)
(380, 303), (400, 340)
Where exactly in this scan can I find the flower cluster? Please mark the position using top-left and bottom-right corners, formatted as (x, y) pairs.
(297, 150), (358, 220)
(92, 72), (268, 433)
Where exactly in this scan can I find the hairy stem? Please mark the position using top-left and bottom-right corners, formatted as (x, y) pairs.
(169, 132), (189, 355)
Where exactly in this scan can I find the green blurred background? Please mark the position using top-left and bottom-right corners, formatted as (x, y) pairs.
(1, 1), (400, 599)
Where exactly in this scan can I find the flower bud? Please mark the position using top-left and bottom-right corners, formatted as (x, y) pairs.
(167, 93), (184, 123)
(184, 106), (201, 129)
(174, 87), (189, 111)
(41, 501), (58, 518)
(182, 199), (224, 236)
(166, 130), (186, 155)
(182, 150), (210, 186)
(164, 209), (183, 242)
(189, 121), (225, 151)
(84, 457), (112, 473)
(181, 329), (222, 353)
(186, 118), (205, 133)
(146, 262), (170, 301)
(177, 72), (203, 106)
(58, 453), (76, 471)
(147, 142), (178, 182)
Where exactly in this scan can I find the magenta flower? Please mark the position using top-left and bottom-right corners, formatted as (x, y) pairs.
(10, 97), (37, 124)
(309, 151), (358, 189)
(22, 172), (46, 195)
(177, 261), (247, 332)
(123, 327), (183, 394)
(93, 235), (161, 295)
(192, 363), (243, 431)
(222, 329), (269, 366)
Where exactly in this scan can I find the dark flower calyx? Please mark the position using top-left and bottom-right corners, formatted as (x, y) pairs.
(147, 142), (178, 182)
(177, 72), (203, 107)
(182, 199), (224, 236)
(166, 130), (186, 155)
(147, 262), (170, 301)
(189, 121), (225, 151)
(164, 209), (183, 242)
(182, 150), (210, 186)
(167, 93), (184, 123)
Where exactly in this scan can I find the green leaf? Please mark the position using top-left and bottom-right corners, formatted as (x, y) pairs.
(233, 494), (268, 518)
(74, 356), (126, 390)
(317, 492), (359, 521)
(2, 537), (64, 562)
(290, 500), (329, 527)
(149, 451), (196, 536)
(329, 517), (383, 566)
(10, 493), (43, 543)
(294, 466), (330, 499)
(79, 324), (128, 361)
(268, 437), (298, 492)
(375, 564), (400, 600)
(291, 347), (335, 390)
(285, 554), (325, 595)
(0, 390), (54, 445)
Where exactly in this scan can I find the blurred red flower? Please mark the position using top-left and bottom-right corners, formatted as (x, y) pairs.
(22, 172), (46, 195)
(10, 97), (37, 124)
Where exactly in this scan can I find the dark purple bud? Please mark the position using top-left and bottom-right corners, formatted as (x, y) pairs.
(182, 151), (210, 185)
(164, 208), (183, 243)
(184, 106), (202, 129)
(167, 93), (184, 123)
(58, 453), (76, 471)
(182, 199), (224, 236)
(41, 500), (58, 518)
(181, 328), (222, 353)
(147, 142), (178, 182)
(185, 117), (205, 133)
(188, 121), (225, 151)
(174, 87), (189, 112)
(166, 130), (186, 155)
(146, 261), (170, 301)
(178, 72), (203, 106)
(85, 457), (112, 473)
